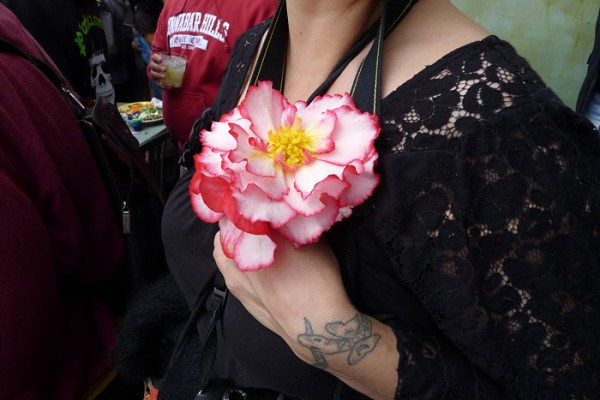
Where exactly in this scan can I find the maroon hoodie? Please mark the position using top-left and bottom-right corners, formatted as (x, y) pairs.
(0, 4), (125, 399)
(152, 0), (277, 147)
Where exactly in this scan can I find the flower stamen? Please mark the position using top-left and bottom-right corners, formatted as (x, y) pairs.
(267, 118), (313, 168)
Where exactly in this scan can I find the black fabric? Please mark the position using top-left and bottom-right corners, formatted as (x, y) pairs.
(180, 107), (216, 169)
(577, 9), (600, 113)
(165, 21), (356, 399)
(158, 19), (600, 399)
(115, 274), (203, 400)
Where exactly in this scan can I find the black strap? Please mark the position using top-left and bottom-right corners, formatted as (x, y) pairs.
(249, 0), (289, 92)
(164, 266), (228, 398)
(350, 0), (418, 115)
(196, 270), (228, 394)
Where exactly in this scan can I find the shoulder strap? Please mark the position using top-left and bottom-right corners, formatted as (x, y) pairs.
(164, 264), (228, 397)
(196, 269), (228, 396)
(351, 0), (418, 116)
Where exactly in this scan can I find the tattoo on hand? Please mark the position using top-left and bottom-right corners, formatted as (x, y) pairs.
(297, 313), (381, 369)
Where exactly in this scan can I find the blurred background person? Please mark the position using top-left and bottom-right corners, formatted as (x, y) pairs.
(147, 0), (278, 150)
(2, 0), (148, 103)
(97, 0), (149, 102)
(132, 0), (164, 99)
(133, 0), (163, 45)
(1, 0), (117, 103)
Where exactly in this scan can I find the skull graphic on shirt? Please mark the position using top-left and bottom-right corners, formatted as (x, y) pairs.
(89, 51), (115, 103)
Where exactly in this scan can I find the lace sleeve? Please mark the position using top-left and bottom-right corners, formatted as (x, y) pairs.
(376, 101), (600, 399)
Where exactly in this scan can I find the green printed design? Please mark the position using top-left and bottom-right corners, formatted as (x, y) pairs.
(73, 13), (103, 57)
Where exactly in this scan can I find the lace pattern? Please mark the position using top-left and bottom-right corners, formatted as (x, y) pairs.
(374, 38), (600, 399)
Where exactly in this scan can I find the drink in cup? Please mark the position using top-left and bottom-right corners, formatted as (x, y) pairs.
(161, 53), (187, 88)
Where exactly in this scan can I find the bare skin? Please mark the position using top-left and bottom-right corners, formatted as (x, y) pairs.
(283, 0), (488, 102)
(213, 1), (490, 399)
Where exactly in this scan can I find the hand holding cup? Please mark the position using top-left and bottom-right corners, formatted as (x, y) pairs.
(149, 52), (187, 89)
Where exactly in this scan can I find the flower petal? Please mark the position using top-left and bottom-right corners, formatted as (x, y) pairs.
(242, 150), (276, 178)
(228, 123), (268, 162)
(219, 217), (243, 258)
(226, 123), (283, 187)
(340, 156), (379, 207)
(284, 174), (348, 216)
(198, 176), (231, 213)
(234, 183), (297, 227)
(237, 167), (289, 200)
(201, 121), (237, 151)
(222, 188), (271, 235)
(233, 231), (277, 271)
(302, 110), (336, 153)
(221, 218), (276, 271)
(240, 81), (286, 142)
(189, 188), (224, 223)
(316, 105), (380, 165)
(305, 93), (355, 116)
(277, 195), (339, 245)
(194, 148), (226, 176)
(280, 103), (299, 127)
(293, 158), (345, 196)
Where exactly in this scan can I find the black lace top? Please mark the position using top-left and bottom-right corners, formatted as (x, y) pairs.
(162, 21), (600, 400)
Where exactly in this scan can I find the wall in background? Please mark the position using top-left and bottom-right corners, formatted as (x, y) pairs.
(451, 0), (598, 108)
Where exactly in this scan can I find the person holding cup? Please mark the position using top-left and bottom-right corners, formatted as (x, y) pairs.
(148, 0), (278, 150)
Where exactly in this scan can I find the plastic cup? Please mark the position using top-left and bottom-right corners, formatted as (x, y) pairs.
(130, 118), (143, 132)
(160, 53), (187, 88)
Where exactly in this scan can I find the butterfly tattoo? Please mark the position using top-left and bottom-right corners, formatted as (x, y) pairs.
(297, 313), (381, 369)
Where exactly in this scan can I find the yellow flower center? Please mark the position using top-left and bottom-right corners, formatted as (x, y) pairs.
(267, 118), (313, 168)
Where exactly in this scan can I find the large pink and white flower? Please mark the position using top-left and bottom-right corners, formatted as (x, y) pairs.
(190, 81), (380, 271)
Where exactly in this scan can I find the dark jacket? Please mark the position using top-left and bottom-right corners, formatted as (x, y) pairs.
(0, 4), (125, 398)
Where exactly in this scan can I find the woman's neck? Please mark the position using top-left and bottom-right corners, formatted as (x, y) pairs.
(282, 0), (382, 102)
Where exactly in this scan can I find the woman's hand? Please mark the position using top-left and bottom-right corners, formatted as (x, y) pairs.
(213, 232), (399, 400)
(148, 53), (166, 83)
(212, 232), (354, 353)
